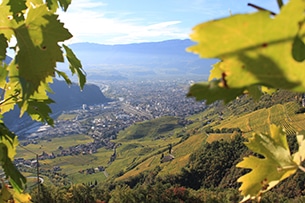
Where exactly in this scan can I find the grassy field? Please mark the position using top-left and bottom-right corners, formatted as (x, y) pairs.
(57, 113), (78, 120)
(17, 134), (94, 159)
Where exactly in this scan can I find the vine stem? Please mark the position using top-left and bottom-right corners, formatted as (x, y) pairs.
(277, 0), (284, 9)
(247, 3), (276, 16)
(299, 165), (305, 173)
(0, 92), (20, 106)
(0, 26), (13, 30)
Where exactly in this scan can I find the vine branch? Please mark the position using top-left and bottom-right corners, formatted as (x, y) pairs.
(247, 3), (276, 16)
(277, 0), (284, 9)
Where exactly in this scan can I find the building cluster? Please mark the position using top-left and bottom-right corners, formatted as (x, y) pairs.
(16, 79), (206, 181)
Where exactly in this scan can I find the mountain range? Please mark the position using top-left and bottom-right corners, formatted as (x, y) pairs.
(68, 39), (217, 80)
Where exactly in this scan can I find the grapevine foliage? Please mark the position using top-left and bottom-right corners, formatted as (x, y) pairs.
(236, 125), (305, 202)
(187, 0), (305, 201)
(0, 0), (85, 201)
(187, 0), (305, 104)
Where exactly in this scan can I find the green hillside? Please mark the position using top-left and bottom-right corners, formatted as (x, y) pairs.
(118, 116), (183, 140)
(19, 90), (305, 202)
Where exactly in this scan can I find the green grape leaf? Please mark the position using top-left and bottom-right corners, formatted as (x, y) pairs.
(46, 0), (71, 12)
(0, 34), (7, 61)
(20, 98), (54, 125)
(187, 79), (245, 104)
(292, 35), (305, 62)
(7, 0), (26, 23)
(187, 0), (305, 102)
(55, 69), (72, 85)
(0, 65), (8, 90)
(18, 78), (54, 125)
(14, 4), (72, 98)
(63, 44), (86, 89)
(246, 86), (263, 101)
(0, 143), (26, 193)
(1, 180), (12, 202)
(57, 0), (71, 11)
(0, 123), (18, 159)
(0, 0), (17, 40)
(1, 62), (22, 115)
(237, 125), (298, 202)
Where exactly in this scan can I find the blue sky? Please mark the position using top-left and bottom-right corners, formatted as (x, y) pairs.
(59, 0), (284, 45)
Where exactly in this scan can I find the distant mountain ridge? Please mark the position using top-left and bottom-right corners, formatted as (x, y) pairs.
(69, 39), (218, 80)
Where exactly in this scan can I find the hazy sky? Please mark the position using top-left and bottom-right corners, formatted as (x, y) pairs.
(59, 0), (284, 45)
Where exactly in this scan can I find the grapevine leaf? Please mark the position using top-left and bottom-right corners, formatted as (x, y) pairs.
(292, 35), (305, 62)
(14, 5), (72, 98)
(188, 0), (305, 102)
(237, 125), (297, 202)
(0, 0), (16, 40)
(63, 44), (86, 89)
(0, 64), (8, 90)
(19, 98), (54, 125)
(208, 61), (222, 81)
(13, 192), (31, 203)
(245, 86), (262, 101)
(1, 62), (21, 115)
(6, 0), (26, 23)
(0, 34), (7, 61)
(55, 69), (72, 85)
(292, 134), (305, 165)
(46, 0), (71, 12)
(1, 181), (12, 202)
(57, 0), (71, 11)
(0, 143), (26, 193)
(187, 80), (245, 104)
(0, 123), (18, 159)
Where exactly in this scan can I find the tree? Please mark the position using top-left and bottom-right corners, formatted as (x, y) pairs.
(0, 0), (85, 201)
(187, 0), (305, 201)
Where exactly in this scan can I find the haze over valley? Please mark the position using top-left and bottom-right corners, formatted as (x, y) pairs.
(11, 37), (305, 202)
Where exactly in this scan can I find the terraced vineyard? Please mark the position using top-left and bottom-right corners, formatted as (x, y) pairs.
(214, 101), (305, 136)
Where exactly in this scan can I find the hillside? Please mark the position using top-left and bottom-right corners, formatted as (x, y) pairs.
(68, 39), (218, 80)
(3, 79), (110, 132)
(49, 79), (110, 113)
(18, 90), (305, 202)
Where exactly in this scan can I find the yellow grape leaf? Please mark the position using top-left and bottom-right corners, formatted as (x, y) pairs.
(0, 0), (17, 40)
(292, 134), (305, 165)
(187, 0), (305, 103)
(12, 192), (31, 203)
(237, 125), (298, 202)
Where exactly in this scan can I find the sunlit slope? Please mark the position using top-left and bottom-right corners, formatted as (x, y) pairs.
(108, 116), (190, 179)
(115, 133), (206, 181)
(213, 101), (302, 136)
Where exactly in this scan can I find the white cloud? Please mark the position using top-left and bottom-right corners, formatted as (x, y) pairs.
(58, 1), (188, 44)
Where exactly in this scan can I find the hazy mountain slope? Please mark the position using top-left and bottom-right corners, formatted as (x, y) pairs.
(3, 80), (110, 131)
(49, 80), (110, 113)
(68, 39), (218, 80)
